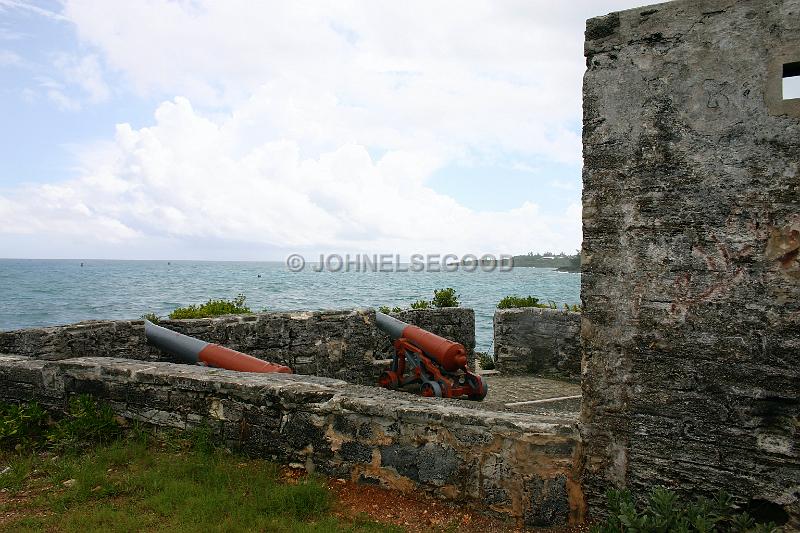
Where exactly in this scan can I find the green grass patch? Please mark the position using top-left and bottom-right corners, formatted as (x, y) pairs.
(0, 399), (397, 533)
(168, 293), (252, 320)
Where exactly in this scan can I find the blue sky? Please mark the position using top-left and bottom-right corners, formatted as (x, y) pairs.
(0, 0), (643, 260)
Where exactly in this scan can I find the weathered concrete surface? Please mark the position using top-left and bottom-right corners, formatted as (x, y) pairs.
(581, 0), (799, 525)
(0, 354), (582, 527)
(477, 375), (582, 418)
(0, 308), (475, 385)
(494, 308), (581, 378)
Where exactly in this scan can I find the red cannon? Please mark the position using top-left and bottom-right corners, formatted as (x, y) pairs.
(375, 311), (487, 400)
(144, 320), (292, 374)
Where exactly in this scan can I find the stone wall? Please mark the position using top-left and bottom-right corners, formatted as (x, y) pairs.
(0, 308), (476, 384)
(0, 354), (582, 528)
(493, 308), (581, 378)
(581, 0), (799, 525)
(0, 320), (152, 361)
(156, 310), (377, 383)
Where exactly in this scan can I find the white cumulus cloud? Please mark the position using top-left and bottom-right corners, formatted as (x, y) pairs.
(0, 97), (580, 257)
(0, 0), (644, 258)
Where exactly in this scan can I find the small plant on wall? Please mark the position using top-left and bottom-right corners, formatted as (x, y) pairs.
(378, 287), (460, 312)
(497, 295), (548, 309)
(168, 294), (252, 319)
(431, 287), (459, 308)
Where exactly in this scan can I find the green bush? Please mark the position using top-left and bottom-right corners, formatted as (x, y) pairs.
(140, 312), (160, 323)
(497, 295), (548, 309)
(592, 487), (781, 533)
(497, 295), (581, 312)
(0, 402), (49, 449)
(169, 293), (252, 319)
(477, 352), (495, 370)
(378, 306), (405, 314)
(410, 299), (430, 310)
(431, 287), (459, 308)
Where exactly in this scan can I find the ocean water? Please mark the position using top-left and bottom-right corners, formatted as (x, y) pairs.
(0, 259), (580, 352)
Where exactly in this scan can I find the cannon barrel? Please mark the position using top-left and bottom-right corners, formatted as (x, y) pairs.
(144, 320), (292, 374)
(375, 311), (467, 372)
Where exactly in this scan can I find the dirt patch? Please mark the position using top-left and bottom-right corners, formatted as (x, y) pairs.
(282, 466), (589, 532)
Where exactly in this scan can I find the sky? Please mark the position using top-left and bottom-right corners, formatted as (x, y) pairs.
(0, 0), (646, 261)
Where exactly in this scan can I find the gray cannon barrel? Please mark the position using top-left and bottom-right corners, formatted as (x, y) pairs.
(375, 311), (407, 340)
(144, 320), (292, 374)
(144, 320), (207, 364)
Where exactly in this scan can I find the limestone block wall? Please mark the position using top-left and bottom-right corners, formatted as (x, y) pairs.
(493, 308), (581, 378)
(156, 310), (376, 382)
(0, 320), (151, 361)
(0, 308), (475, 384)
(581, 0), (799, 524)
(0, 354), (582, 528)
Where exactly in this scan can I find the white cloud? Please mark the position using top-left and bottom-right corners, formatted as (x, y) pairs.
(1, 0), (645, 257)
(54, 53), (110, 104)
(61, 0), (641, 165)
(0, 97), (581, 257)
(0, 49), (21, 65)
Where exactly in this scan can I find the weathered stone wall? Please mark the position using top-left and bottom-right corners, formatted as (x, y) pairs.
(493, 308), (581, 378)
(581, 0), (799, 525)
(0, 308), (475, 384)
(0, 354), (582, 527)
(156, 310), (377, 383)
(0, 320), (151, 361)
(375, 308), (476, 365)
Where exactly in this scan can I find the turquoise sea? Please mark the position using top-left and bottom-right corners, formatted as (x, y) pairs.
(0, 259), (580, 352)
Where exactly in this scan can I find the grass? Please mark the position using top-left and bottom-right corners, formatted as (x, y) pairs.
(0, 399), (399, 533)
(1, 435), (393, 532)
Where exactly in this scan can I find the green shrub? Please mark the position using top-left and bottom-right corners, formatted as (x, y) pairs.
(592, 487), (780, 533)
(45, 395), (122, 449)
(497, 295), (581, 312)
(410, 299), (430, 310)
(140, 312), (161, 323)
(431, 287), (459, 308)
(0, 402), (49, 449)
(380, 288), (460, 313)
(169, 293), (252, 319)
(497, 295), (548, 309)
(477, 352), (495, 370)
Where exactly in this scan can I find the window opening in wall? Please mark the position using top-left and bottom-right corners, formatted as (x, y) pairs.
(783, 61), (800, 100)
